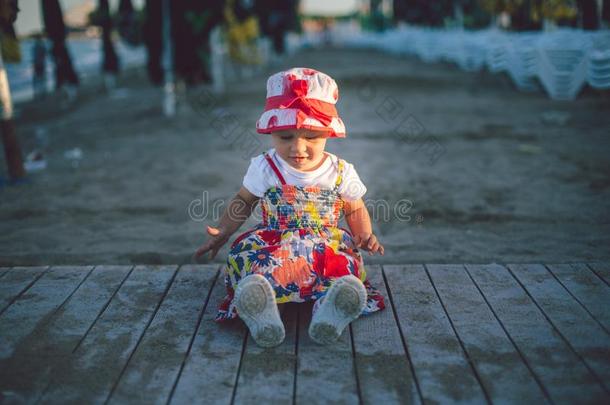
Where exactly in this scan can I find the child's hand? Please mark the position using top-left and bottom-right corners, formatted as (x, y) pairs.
(353, 233), (385, 256)
(194, 225), (230, 261)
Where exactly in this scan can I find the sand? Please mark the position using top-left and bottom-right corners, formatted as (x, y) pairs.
(1, 47), (609, 266)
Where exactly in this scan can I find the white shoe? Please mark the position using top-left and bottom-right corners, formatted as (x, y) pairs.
(234, 274), (285, 348)
(309, 275), (367, 345)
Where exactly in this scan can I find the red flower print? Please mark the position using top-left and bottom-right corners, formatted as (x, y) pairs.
(313, 247), (325, 275)
(259, 230), (281, 245)
(324, 248), (350, 278)
(313, 245), (351, 278)
(299, 283), (313, 299)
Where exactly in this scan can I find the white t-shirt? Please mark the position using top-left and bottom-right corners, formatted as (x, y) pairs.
(242, 148), (367, 201)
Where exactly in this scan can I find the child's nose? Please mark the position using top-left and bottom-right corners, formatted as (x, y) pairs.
(291, 138), (307, 153)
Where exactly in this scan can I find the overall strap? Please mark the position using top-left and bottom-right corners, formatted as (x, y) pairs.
(334, 159), (345, 189)
(263, 151), (287, 185)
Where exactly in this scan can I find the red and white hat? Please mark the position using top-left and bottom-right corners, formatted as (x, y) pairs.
(256, 67), (346, 138)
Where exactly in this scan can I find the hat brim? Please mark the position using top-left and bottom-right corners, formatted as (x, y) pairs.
(256, 108), (346, 138)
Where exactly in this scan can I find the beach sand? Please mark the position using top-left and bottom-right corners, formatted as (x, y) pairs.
(1, 47), (609, 266)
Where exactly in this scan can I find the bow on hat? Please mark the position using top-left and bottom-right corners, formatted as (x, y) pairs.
(264, 74), (337, 127)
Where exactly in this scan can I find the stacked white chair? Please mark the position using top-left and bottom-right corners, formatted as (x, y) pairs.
(336, 24), (609, 100)
(379, 28), (411, 55)
(455, 31), (488, 71)
(439, 30), (462, 64)
(534, 29), (588, 100)
(413, 29), (442, 62)
(505, 33), (540, 92)
(588, 49), (610, 89)
(587, 31), (610, 89)
(484, 30), (510, 72)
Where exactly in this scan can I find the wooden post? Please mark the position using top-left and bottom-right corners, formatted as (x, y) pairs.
(161, 0), (175, 117)
(0, 47), (25, 180)
(210, 26), (225, 94)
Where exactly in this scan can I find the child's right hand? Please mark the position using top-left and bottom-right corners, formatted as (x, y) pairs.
(194, 225), (230, 260)
(353, 233), (385, 256)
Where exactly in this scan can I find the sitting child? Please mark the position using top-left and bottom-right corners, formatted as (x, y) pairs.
(195, 67), (386, 347)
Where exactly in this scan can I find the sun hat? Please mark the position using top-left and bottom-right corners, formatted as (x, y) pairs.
(256, 67), (346, 138)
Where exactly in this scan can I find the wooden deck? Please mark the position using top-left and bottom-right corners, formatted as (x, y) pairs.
(0, 263), (609, 404)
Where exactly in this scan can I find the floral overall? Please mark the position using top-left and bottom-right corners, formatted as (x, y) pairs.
(215, 152), (386, 321)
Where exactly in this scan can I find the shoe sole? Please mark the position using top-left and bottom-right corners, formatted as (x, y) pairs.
(309, 275), (367, 345)
(234, 274), (285, 348)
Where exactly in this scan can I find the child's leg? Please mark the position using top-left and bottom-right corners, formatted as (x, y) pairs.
(234, 274), (285, 348)
(308, 275), (367, 345)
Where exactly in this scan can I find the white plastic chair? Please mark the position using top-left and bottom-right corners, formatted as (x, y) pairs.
(505, 33), (540, 92)
(588, 49), (610, 89)
(535, 30), (589, 100)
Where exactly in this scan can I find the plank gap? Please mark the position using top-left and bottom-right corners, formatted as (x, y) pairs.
(506, 264), (610, 393)
(348, 323), (364, 405)
(586, 263), (610, 287)
(103, 265), (181, 404)
(42, 266), (96, 325)
(462, 264), (553, 403)
(71, 265), (135, 354)
(292, 305), (300, 405)
(422, 264), (493, 405)
(229, 331), (250, 405)
(545, 264), (610, 336)
(0, 266), (50, 317)
(0, 267), (11, 279)
(380, 265), (424, 403)
(166, 266), (221, 404)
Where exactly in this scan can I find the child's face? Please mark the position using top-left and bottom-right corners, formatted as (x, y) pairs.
(271, 129), (328, 171)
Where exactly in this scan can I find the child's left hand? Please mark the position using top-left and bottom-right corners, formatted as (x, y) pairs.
(353, 233), (385, 256)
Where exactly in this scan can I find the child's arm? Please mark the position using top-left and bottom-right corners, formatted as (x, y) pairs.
(194, 186), (260, 260)
(343, 198), (384, 255)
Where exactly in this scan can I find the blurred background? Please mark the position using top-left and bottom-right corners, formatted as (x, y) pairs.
(0, 0), (609, 266)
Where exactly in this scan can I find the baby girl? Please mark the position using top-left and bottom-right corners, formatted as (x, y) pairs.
(195, 67), (385, 347)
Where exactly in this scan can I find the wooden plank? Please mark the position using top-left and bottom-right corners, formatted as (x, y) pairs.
(383, 265), (487, 404)
(108, 265), (219, 404)
(0, 266), (49, 316)
(546, 263), (610, 333)
(36, 265), (179, 405)
(588, 262), (610, 286)
(169, 271), (247, 405)
(294, 302), (360, 404)
(427, 264), (548, 403)
(0, 266), (92, 360)
(0, 265), (132, 404)
(351, 265), (421, 404)
(466, 264), (608, 403)
(233, 303), (298, 404)
(508, 263), (610, 391)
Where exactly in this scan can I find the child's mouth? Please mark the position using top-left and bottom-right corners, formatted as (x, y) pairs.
(291, 157), (307, 163)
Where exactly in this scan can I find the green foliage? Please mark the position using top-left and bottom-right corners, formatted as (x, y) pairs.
(478, 0), (577, 22)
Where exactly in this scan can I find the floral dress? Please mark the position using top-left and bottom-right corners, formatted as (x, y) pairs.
(215, 152), (385, 321)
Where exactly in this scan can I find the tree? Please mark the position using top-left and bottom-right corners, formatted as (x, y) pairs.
(98, 0), (119, 80)
(479, 0), (578, 29)
(0, 0), (25, 181)
(576, 0), (599, 29)
(41, 0), (79, 89)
